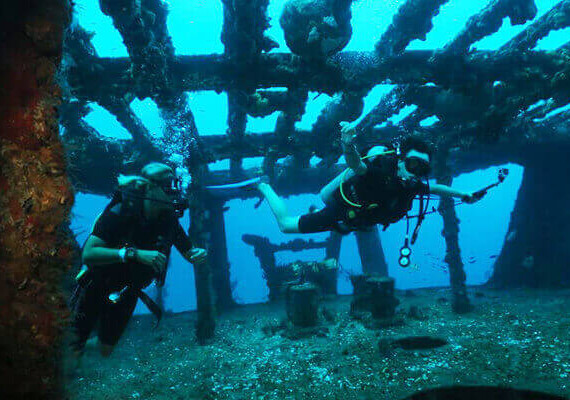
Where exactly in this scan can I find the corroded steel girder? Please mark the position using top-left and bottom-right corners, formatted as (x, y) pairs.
(309, 91), (366, 163)
(375, 0), (450, 58)
(99, 0), (175, 95)
(440, 0), (537, 55)
(221, 0), (277, 176)
(60, 108), (569, 198)
(67, 50), (570, 98)
(500, 0), (570, 52)
(221, 0), (277, 60)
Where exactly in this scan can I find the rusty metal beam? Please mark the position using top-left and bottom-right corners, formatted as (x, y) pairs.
(67, 50), (570, 98)
(375, 0), (449, 58)
(500, 0), (570, 52)
(440, 0), (537, 55)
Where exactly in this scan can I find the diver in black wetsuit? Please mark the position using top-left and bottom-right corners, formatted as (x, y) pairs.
(256, 122), (484, 234)
(70, 163), (207, 359)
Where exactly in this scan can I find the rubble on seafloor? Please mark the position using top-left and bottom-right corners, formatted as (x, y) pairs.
(64, 287), (570, 400)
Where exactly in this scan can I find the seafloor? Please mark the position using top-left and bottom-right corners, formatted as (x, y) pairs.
(64, 287), (570, 399)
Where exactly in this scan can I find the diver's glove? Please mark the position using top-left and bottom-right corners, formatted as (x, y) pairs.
(133, 249), (167, 277)
(340, 121), (357, 146)
(187, 247), (208, 264)
(462, 191), (486, 204)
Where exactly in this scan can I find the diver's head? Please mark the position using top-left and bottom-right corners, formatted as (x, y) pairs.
(140, 163), (185, 218)
(142, 163), (178, 196)
(116, 163), (185, 219)
(397, 137), (432, 180)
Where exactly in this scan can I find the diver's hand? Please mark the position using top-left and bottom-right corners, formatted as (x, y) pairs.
(462, 191), (485, 204)
(188, 247), (208, 264)
(340, 121), (357, 145)
(136, 250), (167, 275)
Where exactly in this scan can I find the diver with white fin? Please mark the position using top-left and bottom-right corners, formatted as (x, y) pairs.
(250, 122), (489, 266)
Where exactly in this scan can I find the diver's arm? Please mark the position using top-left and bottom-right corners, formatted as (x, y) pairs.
(430, 184), (475, 201)
(82, 235), (167, 274)
(343, 141), (367, 175)
(173, 222), (208, 265)
(341, 122), (367, 175)
(81, 235), (126, 266)
(182, 247), (208, 265)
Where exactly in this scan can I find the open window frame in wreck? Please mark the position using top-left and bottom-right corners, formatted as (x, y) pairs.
(1, 0), (570, 397)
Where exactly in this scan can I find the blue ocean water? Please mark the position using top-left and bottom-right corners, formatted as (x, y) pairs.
(68, 0), (565, 314)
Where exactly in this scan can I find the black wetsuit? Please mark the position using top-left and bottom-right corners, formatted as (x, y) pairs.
(298, 156), (429, 233)
(70, 202), (193, 352)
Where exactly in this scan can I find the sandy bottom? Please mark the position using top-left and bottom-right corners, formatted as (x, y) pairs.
(64, 287), (570, 399)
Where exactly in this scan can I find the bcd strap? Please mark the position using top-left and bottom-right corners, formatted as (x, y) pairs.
(117, 187), (146, 218)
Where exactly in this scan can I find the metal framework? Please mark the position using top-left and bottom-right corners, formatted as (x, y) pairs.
(59, 0), (570, 309)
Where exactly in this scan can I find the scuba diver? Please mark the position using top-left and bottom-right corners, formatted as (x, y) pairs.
(70, 162), (207, 359)
(254, 122), (485, 237)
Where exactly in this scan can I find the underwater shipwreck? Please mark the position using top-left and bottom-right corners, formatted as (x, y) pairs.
(1, 0), (570, 399)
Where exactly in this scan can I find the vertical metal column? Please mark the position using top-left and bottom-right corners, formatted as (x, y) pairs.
(325, 231), (343, 261)
(355, 228), (388, 276)
(207, 199), (236, 310)
(435, 150), (472, 313)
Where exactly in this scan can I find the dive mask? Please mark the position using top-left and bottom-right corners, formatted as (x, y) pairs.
(152, 176), (187, 217)
(404, 156), (431, 177)
(152, 175), (181, 195)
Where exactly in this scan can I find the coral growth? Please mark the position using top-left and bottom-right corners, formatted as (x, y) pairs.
(0, 0), (73, 397)
(280, 0), (353, 58)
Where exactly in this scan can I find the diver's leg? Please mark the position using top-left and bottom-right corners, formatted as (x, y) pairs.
(297, 205), (343, 233)
(319, 177), (339, 204)
(97, 289), (138, 357)
(257, 182), (301, 233)
(69, 282), (101, 359)
(319, 169), (356, 204)
(98, 343), (114, 357)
